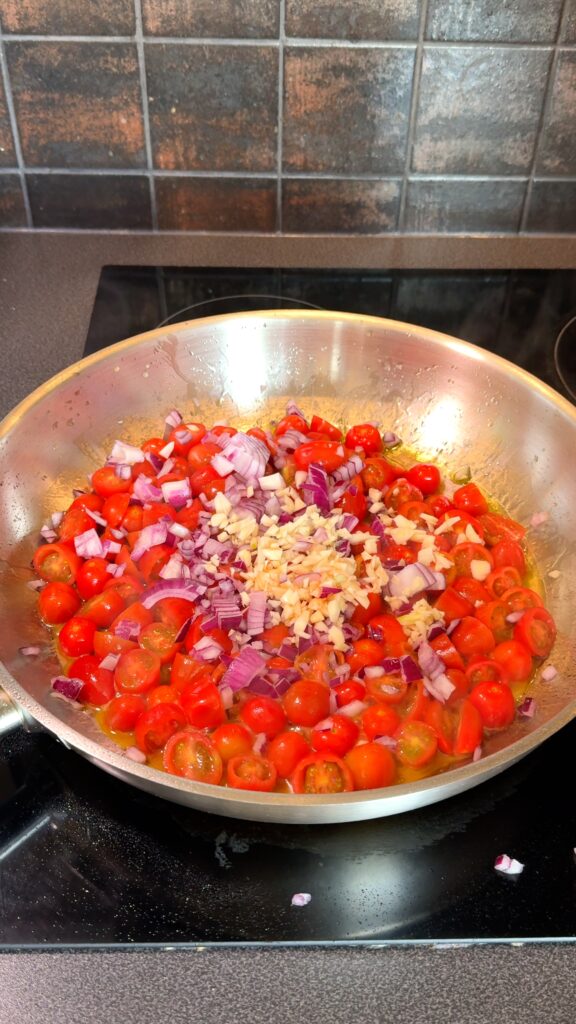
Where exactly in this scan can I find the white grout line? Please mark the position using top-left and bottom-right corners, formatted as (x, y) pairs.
(276, 0), (285, 233)
(133, 0), (157, 229)
(397, 0), (429, 230)
(0, 30), (32, 225)
(6, 167), (576, 183)
(0, 34), (570, 50)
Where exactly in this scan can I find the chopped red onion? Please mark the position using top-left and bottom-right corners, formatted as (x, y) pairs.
(472, 745), (482, 762)
(114, 618), (141, 639)
(27, 578), (47, 591)
(423, 672), (455, 703)
(109, 440), (145, 466)
(541, 664), (558, 682)
(161, 478), (192, 509)
(157, 457), (175, 479)
(506, 610), (525, 625)
(168, 521), (191, 539)
(193, 635), (223, 661)
(302, 463), (332, 516)
(285, 400), (307, 421)
(222, 432), (269, 481)
(417, 641), (446, 681)
(85, 507), (108, 528)
(99, 653), (120, 672)
(375, 735), (397, 749)
(389, 562), (437, 599)
(220, 685), (234, 711)
(339, 699), (368, 718)
(114, 464), (132, 481)
(165, 409), (183, 431)
(203, 429), (231, 449)
(51, 510), (65, 528)
(102, 540), (122, 557)
(174, 616), (192, 643)
(209, 452), (235, 477)
(40, 525), (58, 542)
(252, 732), (267, 754)
(74, 528), (104, 559)
(247, 590), (267, 636)
(133, 474), (162, 503)
(427, 622), (446, 642)
(331, 454), (364, 484)
(131, 522), (168, 563)
(291, 893), (312, 907)
(277, 429), (308, 452)
(221, 647), (267, 692)
(364, 665), (385, 679)
(125, 746), (147, 764)
(247, 676), (278, 698)
(50, 676), (83, 702)
(211, 594), (243, 631)
(159, 440), (175, 459)
(159, 553), (185, 580)
(140, 578), (203, 608)
(19, 645), (41, 656)
(518, 697), (536, 718)
(329, 690), (338, 714)
(382, 431), (401, 448)
(258, 472), (284, 491)
(400, 655), (422, 683)
(494, 854), (524, 876)
(174, 428), (193, 447)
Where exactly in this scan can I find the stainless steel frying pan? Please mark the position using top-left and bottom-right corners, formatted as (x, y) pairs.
(0, 310), (574, 824)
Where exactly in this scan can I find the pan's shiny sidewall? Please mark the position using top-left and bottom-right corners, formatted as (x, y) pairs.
(1, 309), (575, 824)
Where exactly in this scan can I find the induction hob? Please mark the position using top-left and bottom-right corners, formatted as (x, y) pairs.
(2, 265), (576, 949)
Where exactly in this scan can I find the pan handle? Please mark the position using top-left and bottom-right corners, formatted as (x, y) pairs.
(0, 688), (37, 737)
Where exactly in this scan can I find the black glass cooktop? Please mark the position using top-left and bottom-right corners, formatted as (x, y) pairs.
(2, 264), (576, 950)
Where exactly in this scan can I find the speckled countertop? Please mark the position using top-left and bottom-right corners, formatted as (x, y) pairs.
(1, 230), (576, 1023)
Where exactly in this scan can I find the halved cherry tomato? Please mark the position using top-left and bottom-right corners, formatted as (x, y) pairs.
(492, 639), (533, 681)
(58, 507), (94, 542)
(310, 415), (341, 440)
(227, 753), (277, 792)
(333, 678), (366, 708)
(491, 540), (526, 575)
(32, 542), (81, 584)
(475, 600), (511, 643)
(429, 633), (465, 670)
(345, 424), (382, 454)
(115, 648), (162, 693)
(58, 615), (97, 657)
(75, 557), (110, 600)
(275, 413), (309, 437)
(453, 483), (488, 516)
(453, 575), (492, 607)
(93, 630), (137, 659)
(240, 695), (287, 738)
(469, 681), (516, 729)
(350, 591), (384, 627)
(212, 722), (254, 763)
(180, 681), (225, 730)
(366, 615), (408, 657)
(101, 493), (131, 528)
(104, 693), (146, 732)
(81, 588), (126, 628)
(361, 456), (399, 490)
(291, 753), (354, 794)
(362, 703), (401, 740)
(485, 566), (523, 599)
(154, 597), (194, 631)
(477, 512), (526, 546)
(38, 581), (81, 624)
(267, 731), (310, 778)
(395, 720), (438, 767)
(170, 652), (213, 690)
(163, 729), (223, 783)
(384, 478), (423, 511)
(346, 638), (387, 674)
(190, 465), (226, 499)
(334, 479), (367, 520)
(283, 679), (330, 727)
(434, 586), (474, 623)
(135, 702), (187, 755)
(426, 494), (453, 518)
(146, 684), (183, 708)
(69, 492), (103, 514)
(139, 621), (181, 664)
(345, 742), (395, 790)
(514, 607), (556, 658)
(402, 680), (430, 722)
(91, 466), (131, 497)
(186, 441), (221, 472)
(501, 586), (543, 614)
(293, 441), (346, 473)
(465, 659), (509, 688)
(366, 671), (407, 704)
(397, 499), (430, 523)
(311, 714), (359, 757)
(452, 543), (493, 579)
(293, 643), (342, 684)
(406, 463), (441, 496)
(451, 617), (496, 660)
(68, 654), (114, 706)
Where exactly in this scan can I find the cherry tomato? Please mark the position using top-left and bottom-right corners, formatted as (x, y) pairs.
(115, 648), (162, 693)
(406, 463), (441, 496)
(291, 753), (354, 794)
(81, 588), (126, 628)
(154, 597), (194, 631)
(477, 512), (526, 546)
(474, 600), (511, 643)
(492, 639), (533, 682)
(501, 587), (543, 614)
(104, 693), (146, 732)
(366, 672), (407, 704)
(187, 442), (221, 473)
(486, 566), (523, 599)
(434, 586), (474, 623)
(445, 667), (469, 704)
(362, 703), (401, 740)
(136, 544), (173, 582)
(453, 482), (488, 516)
(425, 697), (482, 755)
(397, 500), (430, 524)
(451, 617), (496, 660)
(168, 424), (203, 456)
(384, 478), (424, 511)
(93, 630), (137, 659)
(334, 479), (367, 520)
(163, 729), (223, 784)
(101, 493), (131, 528)
(350, 592), (384, 627)
(333, 678), (366, 708)
(58, 615), (97, 657)
(38, 581), (81, 624)
(69, 492), (103, 514)
(426, 494), (454, 518)
(395, 720), (438, 767)
(190, 465), (226, 499)
(91, 466), (131, 497)
(513, 607), (556, 658)
(283, 679), (330, 727)
(293, 644), (341, 684)
(346, 638), (387, 675)
(465, 659), (509, 688)
(361, 456), (399, 490)
(267, 731), (311, 778)
(139, 621), (181, 664)
(146, 684), (183, 708)
(58, 507), (94, 542)
(310, 415), (341, 440)
(345, 424), (382, 454)
(402, 680), (430, 722)
(135, 702), (187, 755)
(311, 714), (359, 757)
(68, 654), (115, 706)
(293, 441), (346, 473)
(366, 615), (408, 657)
(75, 557), (110, 600)
(491, 540), (526, 575)
(345, 742), (395, 790)
(469, 681), (516, 729)
(212, 723), (254, 763)
(240, 695), (287, 738)
(170, 652), (213, 690)
(428, 633), (464, 671)
(176, 499), (204, 532)
(180, 681), (225, 730)
(32, 542), (81, 584)
(227, 754), (277, 792)
(451, 543), (494, 579)
(275, 414), (309, 437)
(453, 576), (492, 607)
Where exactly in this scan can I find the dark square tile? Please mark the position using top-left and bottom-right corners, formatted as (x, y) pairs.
(426, 0), (563, 42)
(285, 0), (420, 41)
(561, 0), (576, 42)
(146, 44), (278, 171)
(413, 47), (551, 174)
(27, 173), (152, 229)
(0, 174), (26, 225)
(0, 75), (15, 168)
(155, 176), (276, 230)
(282, 178), (400, 232)
(142, 0), (279, 37)
(525, 180), (576, 233)
(536, 52), (576, 175)
(283, 47), (415, 174)
(6, 42), (146, 169)
(0, 0), (135, 34)
(404, 178), (526, 232)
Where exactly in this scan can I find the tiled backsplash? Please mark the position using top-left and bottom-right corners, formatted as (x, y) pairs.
(0, 0), (575, 233)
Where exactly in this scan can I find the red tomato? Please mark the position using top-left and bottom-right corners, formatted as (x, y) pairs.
(345, 424), (382, 454)
(366, 615), (408, 657)
(115, 648), (162, 693)
(395, 721), (438, 767)
(334, 479), (367, 520)
(187, 442), (221, 473)
(366, 672), (407, 704)
(474, 600), (511, 643)
(104, 693), (146, 732)
(69, 492), (103, 514)
(501, 587), (543, 614)
(75, 557), (110, 600)
(453, 576), (492, 607)
(445, 667), (469, 704)
(38, 581), (81, 624)
(384, 478), (424, 511)
(492, 640), (533, 682)
(397, 500), (430, 524)
(345, 742), (395, 790)
(267, 731), (311, 778)
(136, 544), (173, 582)
(310, 415), (341, 440)
(426, 494), (454, 518)
(32, 542), (81, 584)
(140, 504), (176, 528)
(180, 682), (225, 730)
(135, 703), (187, 755)
(465, 659), (509, 688)
(212, 723), (254, 762)
(311, 714), (359, 757)
(163, 729), (223, 783)
(346, 638), (387, 675)
(429, 633), (465, 670)
(91, 466), (131, 497)
(425, 698), (482, 755)
(469, 681), (516, 729)
(434, 586), (474, 623)
(111, 601), (154, 634)
(275, 414), (309, 437)
(283, 679), (330, 727)
(81, 588), (126, 628)
(333, 678), (366, 708)
(486, 566), (523, 599)
(168, 424), (201, 457)
(436, 509), (485, 541)
(227, 754), (277, 792)
(190, 465), (225, 498)
(453, 483), (488, 516)
(513, 607), (556, 658)
(170, 652), (213, 690)
(260, 623), (291, 652)
(450, 617), (496, 660)
(154, 597), (194, 631)
(293, 441), (346, 473)
(139, 621), (181, 665)
(240, 695), (287, 738)
(68, 654), (115, 706)
(101, 493), (131, 528)
(402, 680), (430, 722)
(146, 684), (183, 708)
(58, 616), (97, 657)
(293, 644), (341, 684)
(93, 630), (137, 659)
(477, 512), (526, 546)
(176, 499), (204, 532)
(406, 463), (441, 496)
(58, 507), (94, 542)
(361, 456), (399, 490)
(350, 592), (384, 628)
(362, 703), (401, 740)
(452, 543), (494, 579)
(291, 753), (354, 794)
(491, 540), (526, 575)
